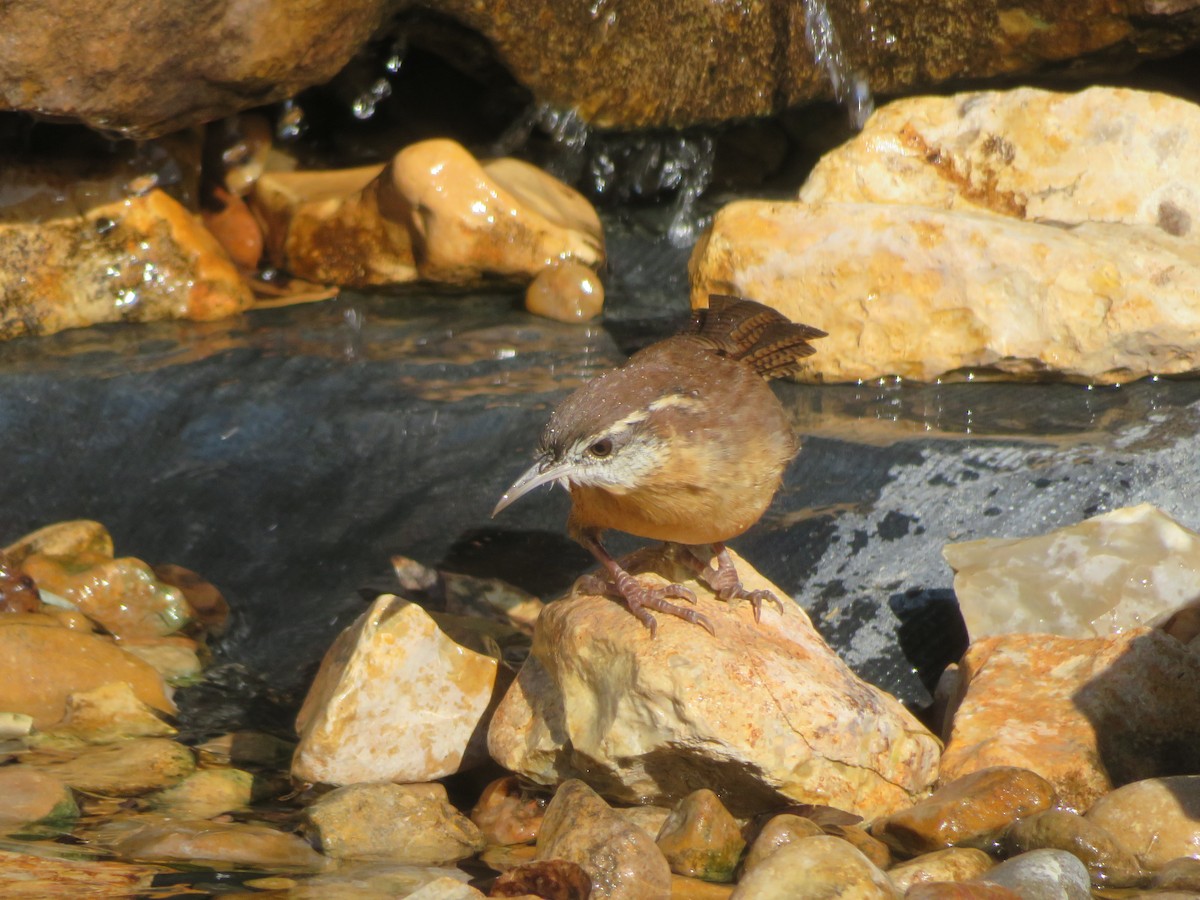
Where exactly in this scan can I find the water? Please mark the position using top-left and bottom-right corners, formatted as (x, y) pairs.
(803, 0), (875, 128)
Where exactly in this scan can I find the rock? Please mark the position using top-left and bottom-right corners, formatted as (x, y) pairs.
(655, 789), (745, 882)
(470, 775), (546, 845)
(410, 2), (1200, 129)
(201, 185), (264, 270)
(1002, 809), (1145, 888)
(48, 681), (176, 743)
(105, 814), (326, 870)
(148, 767), (261, 818)
(0, 847), (165, 896)
(0, 188), (253, 341)
(490, 859), (591, 898)
(0, 712), (33, 739)
(4, 520), (113, 561)
(536, 779), (672, 900)
(0, 0), (388, 137)
(729, 835), (897, 899)
(741, 814), (825, 874)
(689, 198), (1200, 384)
(488, 545), (938, 819)
(292, 594), (499, 785)
(198, 730), (296, 769)
(33, 737), (195, 796)
(0, 623), (175, 729)
(120, 637), (204, 683)
(944, 504), (1200, 640)
(151, 563), (230, 637)
(671, 875), (736, 899)
(246, 863), (472, 900)
(800, 88), (1200, 234)
(253, 139), (603, 289)
(832, 825), (891, 871)
(976, 848), (1091, 900)
(618, 805), (673, 841)
(0, 550), (41, 613)
(305, 782), (485, 865)
(871, 767), (1056, 856)
(20, 552), (192, 640)
(906, 884), (1021, 900)
(1152, 857), (1200, 891)
(407, 877), (486, 899)
(939, 629), (1200, 811)
(887, 847), (994, 893)
(525, 262), (605, 323)
(0, 767), (77, 827)
(1085, 776), (1200, 871)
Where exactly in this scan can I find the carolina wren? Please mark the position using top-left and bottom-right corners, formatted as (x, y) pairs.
(493, 295), (826, 635)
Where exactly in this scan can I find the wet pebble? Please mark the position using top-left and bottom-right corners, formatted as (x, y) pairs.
(906, 884), (1021, 900)
(1151, 856), (1200, 891)
(1002, 808), (1144, 887)
(305, 781), (484, 865)
(834, 824), (892, 870)
(536, 779), (672, 900)
(525, 262), (604, 323)
(1085, 775), (1200, 871)
(104, 814), (325, 870)
(470, 775), (546, 845)
(871, 767), (1057, 856)
(741, 813), (824, 873)
(730, 835), (896, 899)
(48, 680), (175, 743)
(975, 848), (1091, 899)
(148, 767), (261, 818)
(887, 847), (994, 893)
(655, 789), (745, 882)
(33, 737), (194, 796)
(0, 767), (77, 828)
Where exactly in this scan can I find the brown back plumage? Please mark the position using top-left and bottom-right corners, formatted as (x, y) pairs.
(687, 294), (827, 380)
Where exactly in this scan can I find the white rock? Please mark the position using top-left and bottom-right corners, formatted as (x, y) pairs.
(799, 87), (1200, 235)
(945, 503), (1200, 641)
(487, 546), (939, 819)
(292, 595), (498, 785)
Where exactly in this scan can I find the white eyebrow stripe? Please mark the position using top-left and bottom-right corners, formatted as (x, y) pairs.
(648, 393), (702, 412)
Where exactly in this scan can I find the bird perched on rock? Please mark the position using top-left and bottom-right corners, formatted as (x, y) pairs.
(493, 295), (826, 635)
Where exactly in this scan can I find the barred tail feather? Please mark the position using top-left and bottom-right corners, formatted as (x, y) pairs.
(688, 294), (826, 380)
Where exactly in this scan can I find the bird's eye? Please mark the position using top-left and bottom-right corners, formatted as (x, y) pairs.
(588, 438), (614, 458)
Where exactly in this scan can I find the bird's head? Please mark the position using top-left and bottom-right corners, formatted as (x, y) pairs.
(492, 376), (676, 517)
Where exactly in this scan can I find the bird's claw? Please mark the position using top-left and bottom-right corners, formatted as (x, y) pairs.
(584, 570), (713, 636)
(687, 545), (786, 622)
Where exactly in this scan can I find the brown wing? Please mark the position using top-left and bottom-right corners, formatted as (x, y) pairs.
(686, 294), (827, 380)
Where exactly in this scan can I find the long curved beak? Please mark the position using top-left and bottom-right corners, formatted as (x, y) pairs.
(492, 456), (575, 517)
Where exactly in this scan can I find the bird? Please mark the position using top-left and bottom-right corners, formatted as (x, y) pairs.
(493, 294), (826, 635)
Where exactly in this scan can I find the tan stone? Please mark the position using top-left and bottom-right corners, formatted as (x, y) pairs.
(488, 545), (939, 819)
(292, 594), (498, 785)
(34, 738), (194, 796)
(149, 768), (260, 818)
(689, 198), (1200, 384)
(0, 767), (77, 826)
(939, 630), (1200, 811)
(0, 847), (165, 897)
(799, 88), (1200, 235)
(0, 189), (252, 341)
(536, 779), (672, 900)
(50, 681), (176, 742)
(945, 504), (1200, 641)
(0, 623), (175, 728)
(871, 767), (1056, 856)
(253, 139), (603, 289)
(655, 789), (744, 882)
(730, 835), (897, 899)
(306, 782), (485, 865)
(1085, 776), (1200, 871)
(4, 520), (113, 563)
(1002, 809), (1144, 888)
(887, 848), (995, 893)
(106, 814), (326, 870)
(525, 261), (605, 323)
(470, 775), (545, 845)
(741, 814), (825, 874)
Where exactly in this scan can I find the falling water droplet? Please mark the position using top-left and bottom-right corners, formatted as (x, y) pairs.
(276, 100), (306, 141)
(351, 78), (393, 121)
(385, 35), (407, 74)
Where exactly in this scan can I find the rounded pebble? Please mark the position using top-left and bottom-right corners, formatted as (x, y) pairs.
(525, 263), (604, 323)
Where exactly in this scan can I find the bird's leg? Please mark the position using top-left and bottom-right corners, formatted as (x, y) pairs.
(683, 543), (785, 622)
(573, 528), (713, 637)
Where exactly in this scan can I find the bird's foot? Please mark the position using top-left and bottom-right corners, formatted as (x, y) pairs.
(579, 569), (711, 638)
(685, 544), (784, 623)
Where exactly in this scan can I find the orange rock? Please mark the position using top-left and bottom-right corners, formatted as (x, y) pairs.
(202, 184), (263, 269)
(0, 623), (175, 728)
(0, 188), (252, 340)
(525, 262), (604, 323)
